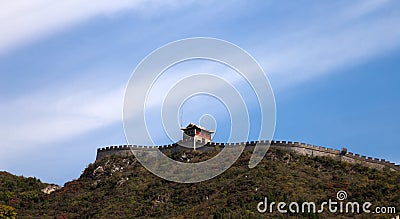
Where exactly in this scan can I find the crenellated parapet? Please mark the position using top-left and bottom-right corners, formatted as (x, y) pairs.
(96, 140), (400, 172)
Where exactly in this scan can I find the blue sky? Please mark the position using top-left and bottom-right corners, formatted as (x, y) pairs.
(0, 0), (399, 185)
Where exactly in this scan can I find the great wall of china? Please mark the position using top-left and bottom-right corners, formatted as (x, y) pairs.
(96, 140), (400, 172)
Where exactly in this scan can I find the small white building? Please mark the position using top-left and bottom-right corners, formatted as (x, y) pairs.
(181, 123), (214, 144)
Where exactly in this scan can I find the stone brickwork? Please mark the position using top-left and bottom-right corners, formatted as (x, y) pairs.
(96, 140), (400, 172)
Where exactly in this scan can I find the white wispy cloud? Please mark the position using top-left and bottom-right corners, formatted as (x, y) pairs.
(263, 18), (400, 87)
(0, 0), (184, 54)
(257, 0), (400, 88)
(0, 84), (124, 152)
(341, 0), (389, 20)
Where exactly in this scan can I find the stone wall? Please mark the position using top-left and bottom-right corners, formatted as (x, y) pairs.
(96, 140), (400, 172)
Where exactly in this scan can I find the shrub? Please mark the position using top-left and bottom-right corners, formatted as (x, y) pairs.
(0, 204), (16, 219)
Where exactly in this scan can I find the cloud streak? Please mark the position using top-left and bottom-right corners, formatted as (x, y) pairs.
(0, 0), (184, 54)
(258, 0), (400, 88)
(0, 84), (124, 153)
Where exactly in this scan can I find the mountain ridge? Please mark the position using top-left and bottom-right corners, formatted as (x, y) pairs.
(1, 147), (399, 218)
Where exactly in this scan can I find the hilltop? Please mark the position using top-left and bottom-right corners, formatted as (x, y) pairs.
(1, 147), (399, 218)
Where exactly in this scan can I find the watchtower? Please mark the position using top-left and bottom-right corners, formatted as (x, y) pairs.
(181, 123), (214, 144)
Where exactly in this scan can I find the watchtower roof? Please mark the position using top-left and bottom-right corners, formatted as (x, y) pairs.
(181, 123), (214, 133)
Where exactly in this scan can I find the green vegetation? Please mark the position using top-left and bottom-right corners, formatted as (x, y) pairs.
(1, 149), (399, 218)
(0, 204), (16, 219)
(0, 171), (46, 218)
